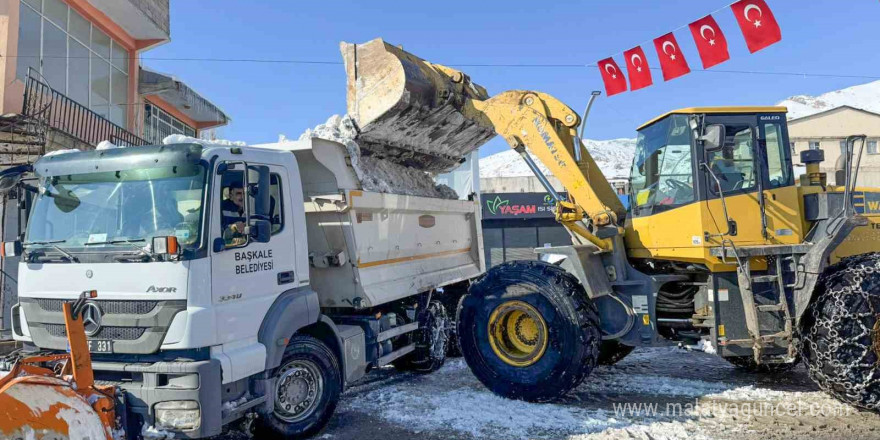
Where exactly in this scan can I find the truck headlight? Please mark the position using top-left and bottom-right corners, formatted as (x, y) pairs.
(155, 401), (201, 430)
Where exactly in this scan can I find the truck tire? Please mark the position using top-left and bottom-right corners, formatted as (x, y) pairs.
(394, 300), (450, 373)
(799, 252), (880, 412)
(458, 260), (601, 402)
(724, 355), (800, 374)
(254, 335), (342, 438)
(597, 340), (635, 366)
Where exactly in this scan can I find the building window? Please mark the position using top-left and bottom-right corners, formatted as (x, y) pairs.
(17, 0), (130, 127)
(144, 103), (197, 144)
(840, 140), (848, 158)
(809, 140), (821, 150)
(868, 141), (878, 155)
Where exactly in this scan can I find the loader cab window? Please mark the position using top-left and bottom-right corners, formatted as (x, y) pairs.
(631, 114), (695, 216)
(705, 124), (756, 195)
(762, 121), (793, 188)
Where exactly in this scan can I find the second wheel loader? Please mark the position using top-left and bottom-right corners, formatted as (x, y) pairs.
(346, 38), (880, 411)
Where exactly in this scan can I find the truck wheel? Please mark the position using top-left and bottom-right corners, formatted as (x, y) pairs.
(447, 294), (467, 358)
(255, 335), (342, 438)
(724, 355), (800, 374)
(458, 260), (601, 402)
(394, 300), (450, 373)
(597, 340), (635, 366)
(800, 252), (880, 412)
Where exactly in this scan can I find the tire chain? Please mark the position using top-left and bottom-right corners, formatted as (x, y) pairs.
(799, 253), (880, 411)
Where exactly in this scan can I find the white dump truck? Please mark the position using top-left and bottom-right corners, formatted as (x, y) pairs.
(2, 136), (484, 438)
(0, 39), (493, 439)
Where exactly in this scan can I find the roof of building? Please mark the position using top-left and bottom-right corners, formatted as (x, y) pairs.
(787, 105), (880, 124)
(139, 67), (230, 129)
(637, 106), (788, 130)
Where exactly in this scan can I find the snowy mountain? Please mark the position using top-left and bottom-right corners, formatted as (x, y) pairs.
(776, 79), (880, 120)
(479, 138), (636, 180)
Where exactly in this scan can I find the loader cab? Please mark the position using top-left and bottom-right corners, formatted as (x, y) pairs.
(625, 107), (801, 267)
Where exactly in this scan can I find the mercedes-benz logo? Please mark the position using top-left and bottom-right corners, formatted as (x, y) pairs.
(85, 270), (93, 279)
(82, 302), (103, 336)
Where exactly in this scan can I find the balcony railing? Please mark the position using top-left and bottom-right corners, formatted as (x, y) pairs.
(22, 69), (148, 149)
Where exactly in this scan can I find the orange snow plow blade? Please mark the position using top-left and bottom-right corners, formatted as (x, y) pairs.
(0, 292), (121, 439)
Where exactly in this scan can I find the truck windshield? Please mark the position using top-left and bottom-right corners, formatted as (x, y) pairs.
(25, 164), (207, 253)
(630, 114), (695, 215)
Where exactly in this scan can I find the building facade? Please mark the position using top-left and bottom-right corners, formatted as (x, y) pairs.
(0, 0), (228, 164)
(788, 106), (880, 187)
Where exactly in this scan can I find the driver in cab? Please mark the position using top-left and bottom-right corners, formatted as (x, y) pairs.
(222, 183), (247, 246)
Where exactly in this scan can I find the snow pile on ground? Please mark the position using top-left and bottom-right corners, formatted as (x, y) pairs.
(343, 359), (627, 439)
(776, 79), (880, 120)
(336, 346), (874, 440)
(298, 115), (458, 199)
(163, 134), (247, 147)
(479, 138), (636, 181)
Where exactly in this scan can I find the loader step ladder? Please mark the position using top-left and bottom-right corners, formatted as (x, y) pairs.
(710, 242), (810, 363)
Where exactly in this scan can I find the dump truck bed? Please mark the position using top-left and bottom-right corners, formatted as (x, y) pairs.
(274, 137), (485, 308)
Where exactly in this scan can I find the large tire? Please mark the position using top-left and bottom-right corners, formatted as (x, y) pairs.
(458, 260), (601, 402)
(597, 340), (635, 366)
(724, 355), (800, 374)
(799, 252), (880, 412)
(254, 335), (342, 438)
(393, 300), (450, 373)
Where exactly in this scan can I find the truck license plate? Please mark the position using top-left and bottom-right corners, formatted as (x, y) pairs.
(88, 339), (113, 353)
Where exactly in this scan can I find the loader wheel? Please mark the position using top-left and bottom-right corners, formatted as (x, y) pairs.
(724, 355), (800, 374)
(597, 340), (635, 366)
(799, 252), (880, 412)
(255, 335), (342, 438)
(393, 300), (450, 373)
(458, 260), (601, 402)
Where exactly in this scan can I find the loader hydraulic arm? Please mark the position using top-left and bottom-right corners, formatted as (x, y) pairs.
(464, 90), (626, 248)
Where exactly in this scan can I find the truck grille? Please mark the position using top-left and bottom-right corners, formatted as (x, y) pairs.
(45, 324), (147, 340)
(34, 299), (159, 315)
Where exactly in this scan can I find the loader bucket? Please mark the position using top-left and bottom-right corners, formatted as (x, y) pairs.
(341, 38), (496, 172)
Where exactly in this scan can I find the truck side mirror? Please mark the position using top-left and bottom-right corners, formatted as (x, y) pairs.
(0, 164), (32, 196)
(250, 219), (271, 243)
(699, 124), (724, 152)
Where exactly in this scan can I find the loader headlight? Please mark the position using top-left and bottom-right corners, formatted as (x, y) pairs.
(155, 401), (201, 430)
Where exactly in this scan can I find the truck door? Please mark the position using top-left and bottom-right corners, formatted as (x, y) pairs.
(210, 161), (295, 344)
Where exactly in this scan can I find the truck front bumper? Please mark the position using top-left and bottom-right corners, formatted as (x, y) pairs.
(92, 358), (223, 439)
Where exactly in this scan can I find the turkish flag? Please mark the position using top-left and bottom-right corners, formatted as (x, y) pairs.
(653, 33), (690, 81)
(597, 57), (627, 96)
(623, 46), (652, 91)
(731, 0), (782, 53)
(688, 15), (730, 69)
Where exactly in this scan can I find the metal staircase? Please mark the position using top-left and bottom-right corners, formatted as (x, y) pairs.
(711, 243), (806, 363)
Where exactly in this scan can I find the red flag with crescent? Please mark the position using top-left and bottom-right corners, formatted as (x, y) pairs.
(623, 46), (653, 91)
(653, 33), (690, 81)
(597, 57), (627, 96)
(731, 0), (782, 53)
(688, 15), (730, 69)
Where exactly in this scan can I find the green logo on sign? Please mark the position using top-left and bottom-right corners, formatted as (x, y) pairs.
(486, 196), (510, 215)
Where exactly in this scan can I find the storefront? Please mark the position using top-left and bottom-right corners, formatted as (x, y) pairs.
(481, 192), (572, 268)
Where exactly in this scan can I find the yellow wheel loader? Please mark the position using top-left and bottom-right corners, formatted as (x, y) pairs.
(0, 290), (123, 439)
(345, 38), (880, 411)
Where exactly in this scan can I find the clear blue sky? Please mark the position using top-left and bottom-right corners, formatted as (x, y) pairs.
(145, 1), (879, 157)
